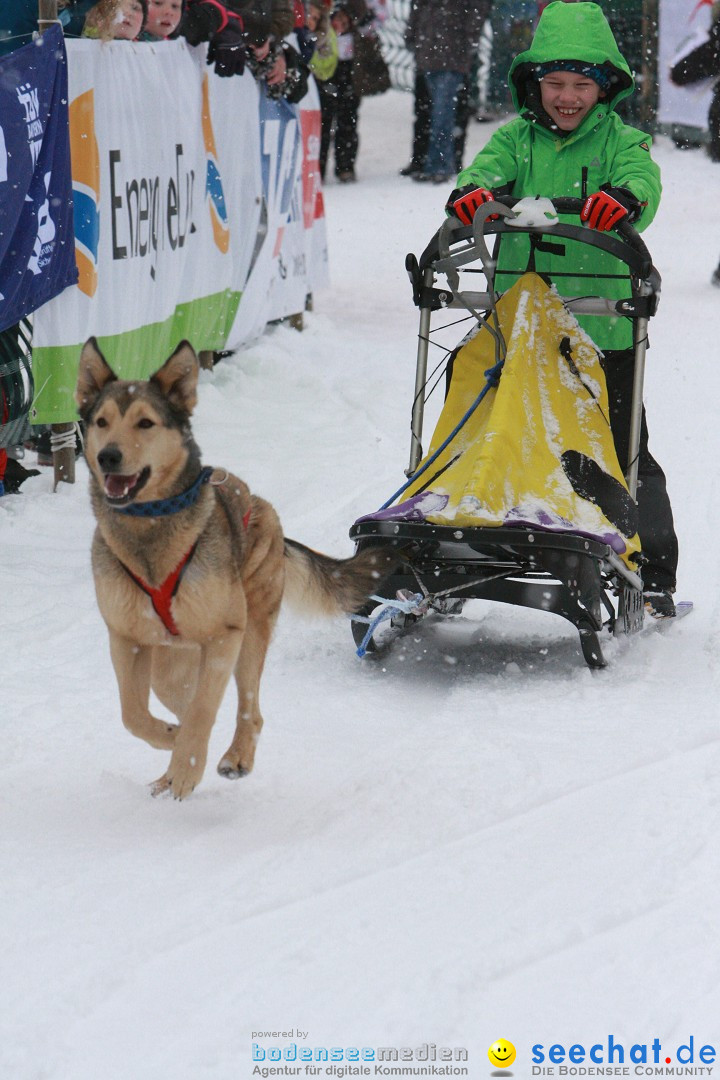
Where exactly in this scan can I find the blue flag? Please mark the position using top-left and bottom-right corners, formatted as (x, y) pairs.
(0, 24), (78, 333)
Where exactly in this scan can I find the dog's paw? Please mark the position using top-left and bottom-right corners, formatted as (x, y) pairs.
(150, 752), (206, 800)
(217, 755), (251, 780)
(149, 774), (173, 799)
(149, 769), (197, 800)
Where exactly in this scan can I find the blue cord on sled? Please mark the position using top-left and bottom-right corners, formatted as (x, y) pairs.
(378, 358), (505, 511)
(351, 592), (425, 658)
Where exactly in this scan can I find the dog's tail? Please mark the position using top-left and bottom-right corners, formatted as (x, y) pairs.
(283, 538), (400, 616)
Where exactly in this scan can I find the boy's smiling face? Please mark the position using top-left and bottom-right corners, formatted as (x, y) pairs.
(539, 70), (603, 131)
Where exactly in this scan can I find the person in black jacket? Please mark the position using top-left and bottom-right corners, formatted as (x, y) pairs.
(405, 0), (491, 183)
(401, 1), (492, 179)
(179, 0), (272, 75)
(670, 4), (720, 163)
(670, 2), (720, 285)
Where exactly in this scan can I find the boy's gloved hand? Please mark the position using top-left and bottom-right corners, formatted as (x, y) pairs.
(580, 185), (643, 231)
(446, 185), (497, 225)
(207, 22), (247, 76)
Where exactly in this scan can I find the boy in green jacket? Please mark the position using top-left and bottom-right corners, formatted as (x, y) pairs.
(445, 0), (678, 617)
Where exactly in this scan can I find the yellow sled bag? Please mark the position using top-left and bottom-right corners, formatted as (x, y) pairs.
(382, 272), (641, 570)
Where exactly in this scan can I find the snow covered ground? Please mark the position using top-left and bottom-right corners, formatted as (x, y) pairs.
(3, 89), (720, 1080)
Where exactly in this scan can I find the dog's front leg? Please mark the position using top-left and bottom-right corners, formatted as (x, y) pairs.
(109, 630), (179, 749)
(152, 630), (244, 800)
(217, 607), (279, 780)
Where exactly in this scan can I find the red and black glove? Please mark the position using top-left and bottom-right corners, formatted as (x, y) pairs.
(446, 185), (497, 225)
(580, 185), (643, 231)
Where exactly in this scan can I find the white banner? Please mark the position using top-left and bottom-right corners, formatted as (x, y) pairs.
(658, 0), (715, 129)
(31, 38), (327, 423)
(222, 74), (328, 344)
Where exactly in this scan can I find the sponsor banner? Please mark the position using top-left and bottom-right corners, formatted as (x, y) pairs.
(31, 39), (327, 424)
(658, 0), (715, 129)
(300, 89), (330, 300)
(227, 77), (328, 346)
(206, 63), (264, 347)
(0, 25), (78, 334)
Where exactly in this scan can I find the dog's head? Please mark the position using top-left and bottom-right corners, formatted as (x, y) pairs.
(75, 338), (201, 507)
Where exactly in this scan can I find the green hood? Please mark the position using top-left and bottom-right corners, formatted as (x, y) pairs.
(509, 1), (634, 115)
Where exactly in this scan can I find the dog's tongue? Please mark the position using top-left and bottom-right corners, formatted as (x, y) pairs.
(104, 473), (139, 500)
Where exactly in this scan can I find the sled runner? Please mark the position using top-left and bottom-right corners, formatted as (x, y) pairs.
(349, 196), (662, 669)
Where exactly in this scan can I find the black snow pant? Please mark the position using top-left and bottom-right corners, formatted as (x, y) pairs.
(323, 60), (360, 177)
(601, 348), (679, 592)
(317, 81), (336, 181)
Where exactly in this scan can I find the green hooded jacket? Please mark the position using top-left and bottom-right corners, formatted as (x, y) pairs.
(456, 1), (661, 350)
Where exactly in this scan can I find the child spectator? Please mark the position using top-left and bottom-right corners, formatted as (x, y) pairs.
(142, 0), (183, 39)
(326, 0), (384, 182)
(83, 0), (147, 40)
(307, 0), (339, 180)
(329, 0), (361, 181)
(445, 0), (679, 616)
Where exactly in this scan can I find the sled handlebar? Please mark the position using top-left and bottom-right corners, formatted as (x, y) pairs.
(418, 195), (658, 286)
(503, 195), (654, 274)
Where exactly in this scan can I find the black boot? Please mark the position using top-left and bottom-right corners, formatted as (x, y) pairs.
(2, 457), (40, 493)
(643, 590), (676, 619)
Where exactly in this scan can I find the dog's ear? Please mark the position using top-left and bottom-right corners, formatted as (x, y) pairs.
(150, 342), (199, 416)
(75, 338), (117, 418)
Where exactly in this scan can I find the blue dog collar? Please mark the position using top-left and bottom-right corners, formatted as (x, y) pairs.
(113, 466), (215, 517)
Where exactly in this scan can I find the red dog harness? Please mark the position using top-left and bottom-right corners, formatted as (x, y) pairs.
(122, 544), (198, 637)
(120, 505), (252, 637)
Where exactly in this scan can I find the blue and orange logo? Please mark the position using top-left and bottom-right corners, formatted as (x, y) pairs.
(201, 76), (230, 253)
(69, 89), (100, 296)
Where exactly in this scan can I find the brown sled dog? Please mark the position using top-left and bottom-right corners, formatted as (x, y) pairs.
(76, 339), (396, 799)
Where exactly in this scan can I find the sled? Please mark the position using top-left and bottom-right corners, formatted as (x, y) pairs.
(349, 196), (662, 669)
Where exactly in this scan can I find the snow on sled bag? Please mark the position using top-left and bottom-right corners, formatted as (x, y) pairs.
(349, 196), (661, 669)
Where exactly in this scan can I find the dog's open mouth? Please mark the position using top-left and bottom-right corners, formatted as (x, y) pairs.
(103, 467), (150, 505)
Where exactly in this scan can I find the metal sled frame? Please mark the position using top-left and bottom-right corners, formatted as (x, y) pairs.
(350, 197), (661, 669)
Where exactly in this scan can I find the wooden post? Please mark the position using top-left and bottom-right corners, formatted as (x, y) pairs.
(198, 351), (215, 370)
(37, 2), (76, 487)
(38, 0), (58, 34)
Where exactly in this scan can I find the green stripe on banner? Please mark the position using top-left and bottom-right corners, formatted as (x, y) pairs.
(30, 289), (241, 425)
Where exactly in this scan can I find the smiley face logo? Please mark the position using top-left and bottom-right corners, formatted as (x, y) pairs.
(488, 1039), (516, 1069)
